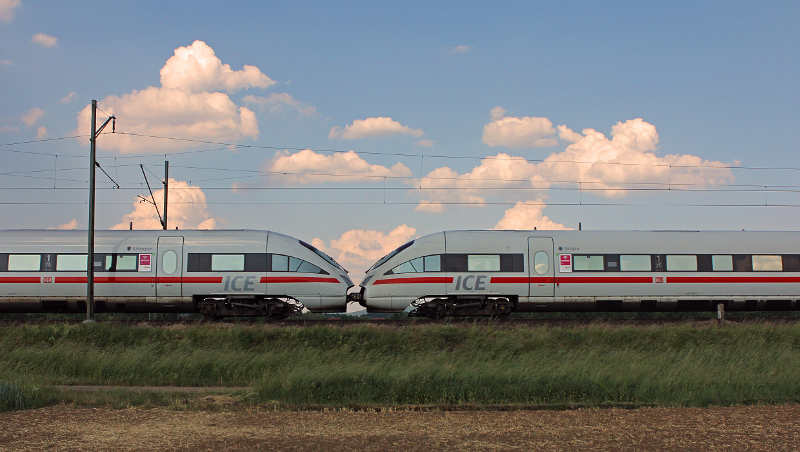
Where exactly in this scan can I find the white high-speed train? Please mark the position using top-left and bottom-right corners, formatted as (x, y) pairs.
(351, 230), (800, 317)
(0, 230), (352, 318)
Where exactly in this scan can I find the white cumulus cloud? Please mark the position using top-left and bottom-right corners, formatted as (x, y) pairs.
(160, 40), (274, 93)
(0, 0), (20, 23)
(312, 224), (417, 279)
(268, 149), (412, 183)
(419, 117), (734, 210)
(21, 107), (43, 126)
(32, 33), (57, 48)
(75, 40), (267, 153)
(482, 107), (558, 148)
(243, 93), (316, 116)
(329, 117), (424, 140)
(493, 199), (571, 230)
(112, 179), (217, 230)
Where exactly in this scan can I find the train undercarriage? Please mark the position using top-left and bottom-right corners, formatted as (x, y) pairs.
(408, 296), (516, 319)
(196, 295), (304, 320)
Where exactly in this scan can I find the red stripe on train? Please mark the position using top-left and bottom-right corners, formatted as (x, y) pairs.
(262, 277), (340, 283)
(373, 277), (454, 285)
(490, 276), (652, 284)
(668, 276), (800, 283)
(0, 277), (41, 283)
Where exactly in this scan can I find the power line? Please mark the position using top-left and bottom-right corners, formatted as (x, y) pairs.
(0, 135), (88, 147)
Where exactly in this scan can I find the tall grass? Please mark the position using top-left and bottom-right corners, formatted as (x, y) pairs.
(1, 322), (799, 407)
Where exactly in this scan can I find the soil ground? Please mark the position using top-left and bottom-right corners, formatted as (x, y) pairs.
(1, 404), (798, 451)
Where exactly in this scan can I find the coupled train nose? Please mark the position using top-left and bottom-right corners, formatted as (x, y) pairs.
(346, 287), (366, 307)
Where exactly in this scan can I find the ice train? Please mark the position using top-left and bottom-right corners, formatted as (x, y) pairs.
(0, 230), (352, 318)
(351, 230), (800, 317)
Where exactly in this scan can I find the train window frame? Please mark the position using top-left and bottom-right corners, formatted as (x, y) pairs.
(666, 255), (698, 272)
(782, 255), (800, 272)
(271, 254), (289, 272)
(573, 255), (604, 272)
(620, 255), (651, 272)
(56, 254), (88, 272)
(467, 254), (501, 272)
(752, 255), (782, 272)
(7, 254), (41, 272)
(733, 255), (752, 272)
(211, 254), (245, 272)
(116, 254), (138, 272)
(162, 251), (178, 274)
(424, 255), (441, 272)
(604, 255), (620, 272)
(711, 255), (733, 272)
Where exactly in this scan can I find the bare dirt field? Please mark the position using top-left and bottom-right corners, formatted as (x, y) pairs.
(1, 404), (799, 451)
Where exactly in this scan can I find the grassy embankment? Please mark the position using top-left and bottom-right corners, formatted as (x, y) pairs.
(1, 321), (799, 410)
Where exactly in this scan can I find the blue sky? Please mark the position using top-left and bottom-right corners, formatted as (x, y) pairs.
(1, 1), (799, 276)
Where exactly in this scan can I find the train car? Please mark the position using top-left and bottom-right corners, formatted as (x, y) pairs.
(350, 230), (800, 317)
(0, 229), (352, 318)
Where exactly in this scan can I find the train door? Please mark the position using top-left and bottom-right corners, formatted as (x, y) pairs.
(156, 236), (184, 298)
(528, 237), (555, 297)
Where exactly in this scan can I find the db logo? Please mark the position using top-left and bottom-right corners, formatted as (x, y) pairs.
(41, 276), (54, 284)
(653, 276), (665, 284)
(560, 255), (571, 265)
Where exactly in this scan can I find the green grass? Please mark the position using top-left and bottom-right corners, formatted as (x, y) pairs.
(1, 322), (799, 408)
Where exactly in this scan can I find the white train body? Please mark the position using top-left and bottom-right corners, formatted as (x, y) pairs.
(0, 230), (351, 315)
(357, 230), (800, 314)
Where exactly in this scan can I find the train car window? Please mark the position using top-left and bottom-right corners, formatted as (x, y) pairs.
(782, 255), (800, 272)
(733, 255), (752, 272)
(368, 240), (415, 272)
(289, 256), (303, 272)
(500, 254), (524, 272)
(666, 255), (697, 272)
(0, 254), (7, 272)
(244, 253), (267, 272)
(271, 254), (289, 271)
(443, 254), (468, 272)
(424, 255), (441, 272)
(41, 254), (56, 272)
(187, 253), (212, 272)
(573, 255), (604, 271)
(752, 255), (782, 272)
(620, 255), (651, 272)
(468, 255), (501, 272)
(56, 254), (88, 271)
(8, 254), (41, 271)
(696, 255), (712, 272)
(296, 260), (323, 274)
(391, 260), (416, 274)
(211, 254), (244, 272)
(409, 257), (424, 272)
(534, 251), (549, 275)
(162, 251), (178, 274)
(604, 255), (620, 272)
(711, 255), (733, 272)
(116, 254), (138, 271)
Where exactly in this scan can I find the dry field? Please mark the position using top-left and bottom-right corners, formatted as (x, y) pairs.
(1, 404), (799, 451)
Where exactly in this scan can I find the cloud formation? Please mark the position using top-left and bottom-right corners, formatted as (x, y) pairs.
(21, 107), (43, 126)
(60, 91), (76, 104)
(36, 126), (46, 138)
(111, 179), (217, 230)
(159, 40), (274, 93)
(54, 219), (78, 230)
(451, 45), (471, 54)
(329, 117), (423, 140)
(268, 149), (412, 183)
(482, 107), (558, 148)
(243, 93), (316, 116)
(312, 224), (417, 279)
(76, 40), (267, 153)
(32, 33), (57, 48)
(419, 117), (734, 210)
(493, 200), (571, 230)
(0, 59), (12, 67)
(0, 0), (20, 23)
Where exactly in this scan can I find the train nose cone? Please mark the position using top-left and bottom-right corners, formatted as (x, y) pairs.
(346, 286), (367, 307)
